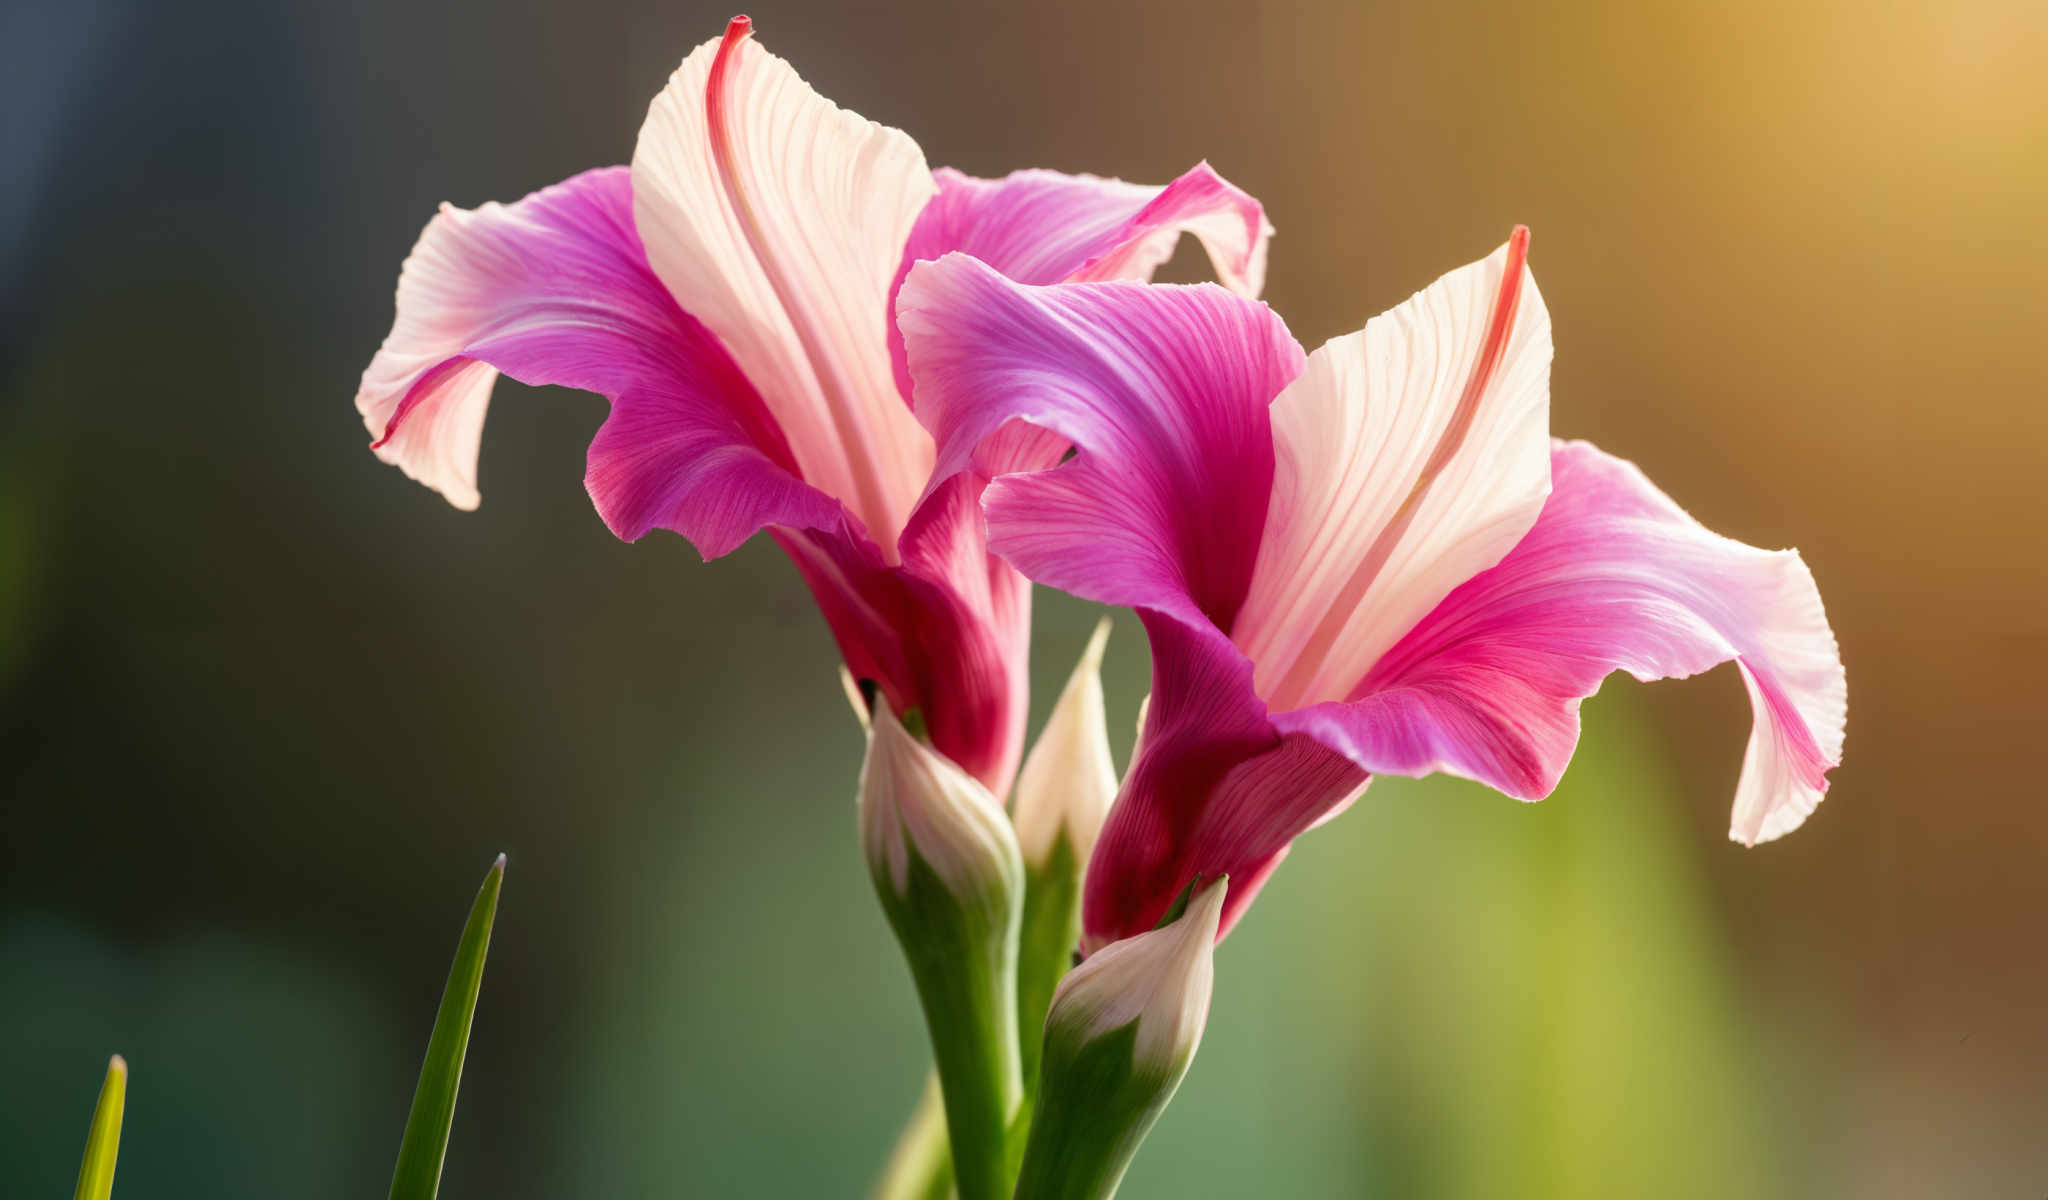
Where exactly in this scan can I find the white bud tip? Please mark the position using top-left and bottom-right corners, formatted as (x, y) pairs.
(1012, 617), (1117, 869)
(858, 705), (1019, 900)
(1047, 875), (1227, 1072)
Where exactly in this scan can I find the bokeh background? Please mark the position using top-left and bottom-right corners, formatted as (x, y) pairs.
(5, 0), (2043, 1195)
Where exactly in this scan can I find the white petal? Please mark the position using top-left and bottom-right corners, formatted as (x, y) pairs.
(1047, 875), (1225, 1074)
(1235, 231), (1554, 710)
(631, 19), (937, 552)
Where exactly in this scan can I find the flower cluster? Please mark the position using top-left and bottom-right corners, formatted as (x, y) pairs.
(356, 16), (1845, 1197)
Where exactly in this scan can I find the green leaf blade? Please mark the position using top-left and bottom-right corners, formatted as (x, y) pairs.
(389, 853), (505, 1200)
(73, 1054), (127, 1200)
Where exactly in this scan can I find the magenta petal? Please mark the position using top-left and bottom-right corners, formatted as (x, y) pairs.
(774, 490), (1030, 793)
(902, 162), (1270, 294)
(584, 376), (843, 558)
(898, 252), (1324, 928)
(356, 166), (834, 557)
(888, 162), (1274, 402)
(899, 253), (1303, 634)
(1281, 439), (1847, 844)
(1081, 612), (1367, 948)
(870, 163), (1271, 785)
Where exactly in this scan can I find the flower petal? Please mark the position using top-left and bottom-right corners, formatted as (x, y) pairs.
(886, 162), (1273, 402)
(356, 166), (817, 559)
(898, 253), (1304, 635)
(1235, 230), (1554, 711)
(904, 163), (1270, 294)
(632, 18), (938, 552)
(584, 373), (843, 558)
(775, 498), (1031, 795)
(1056, 162), (1271, 296)
(1281, 440), (1847, 844)
(1081, 612), (1368, 949)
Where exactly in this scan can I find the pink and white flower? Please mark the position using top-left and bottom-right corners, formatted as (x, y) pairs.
(354, 16), (1272, 793)
(898, 228), (1846, 947)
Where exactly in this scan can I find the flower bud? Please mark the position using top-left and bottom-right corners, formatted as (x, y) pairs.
(859, 705), (1022, 911)
(856, 704), (1025, 1200)
(1013, 876), (1227, 1200)
(1010, 618), (1120, 1089)
(1012, 617), (1117, 873)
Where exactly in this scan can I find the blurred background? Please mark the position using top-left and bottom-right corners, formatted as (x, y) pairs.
(4, 0), (2043, 1195)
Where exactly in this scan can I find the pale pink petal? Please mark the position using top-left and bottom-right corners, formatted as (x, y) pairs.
(897, 253), (1304, 634)
(886, 162), (1273, 401)
(631, 17), (938, 553)
(1280, 440), (1847, 844)
(1235, 229), (1554, 711)
(1058, 163), (1271, 296)
(357, 166), (823, 561)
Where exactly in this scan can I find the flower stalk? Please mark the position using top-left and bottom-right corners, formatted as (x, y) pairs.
(858, 706), (1026, 1200)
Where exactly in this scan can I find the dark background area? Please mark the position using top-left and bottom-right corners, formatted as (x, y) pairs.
(4, 0), (2043, 1195)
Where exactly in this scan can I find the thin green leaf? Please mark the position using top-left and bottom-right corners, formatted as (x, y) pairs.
(389, 854), (505, 1200)
(73, 1054), (126, 1200)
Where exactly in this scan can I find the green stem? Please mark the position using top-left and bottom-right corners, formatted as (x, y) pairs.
(873, 849), (1024, 1200)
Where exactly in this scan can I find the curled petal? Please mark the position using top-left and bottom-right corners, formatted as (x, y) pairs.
(1283, 440), (1847, 844)
(584, 376), (843, 558)
(888, 162), (1273, 402)
(1236, 230), (1553, 710)
(353, 165), (833, 558)
(905, 162), (1270, 296)
(632, 18), (938, 551)
(898, 253), (1303, 634)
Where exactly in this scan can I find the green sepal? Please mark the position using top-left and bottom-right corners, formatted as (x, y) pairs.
(1011, 1019), (1188, 1200)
